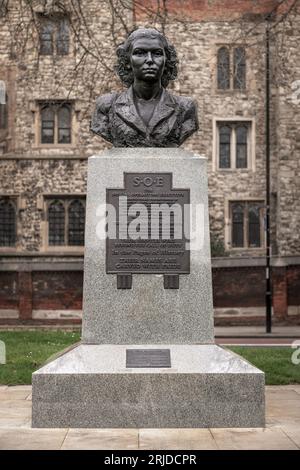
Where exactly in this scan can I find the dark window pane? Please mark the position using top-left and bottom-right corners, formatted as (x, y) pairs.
(40, 21), (54, 55)
(48, 200), (65, 245)
(234, 47), (246, 89)
(236, 125), (248, 168)
(41, 105), (55, 143)
(68, 200), (85, 245)
(232, 203), (244, 247)
(58, 105), (71, 144)
(219, 125), (231, 168)
(0, 199), (16, 246)
(56, 18), (70, 55)
(217, 47), (230, 90)
(248, 203), (261, 247)
(0, 93), (8, 129)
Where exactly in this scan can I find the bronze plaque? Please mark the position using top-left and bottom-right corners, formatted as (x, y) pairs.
(126, 349), (171, 368)
(106, 173), (190, 276)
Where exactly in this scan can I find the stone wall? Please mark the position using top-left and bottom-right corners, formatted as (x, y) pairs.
(0, 0), (299, 324)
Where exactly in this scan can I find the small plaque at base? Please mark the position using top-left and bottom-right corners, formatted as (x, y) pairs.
(126, 349), (171, 368)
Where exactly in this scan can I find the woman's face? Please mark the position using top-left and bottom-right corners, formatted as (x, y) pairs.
(129, 36), (166, 83)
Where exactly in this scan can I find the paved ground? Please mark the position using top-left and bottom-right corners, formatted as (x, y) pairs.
(215, 326), (300, 337)
(0, 385), (299, 450)
(216, 326), (300, 345)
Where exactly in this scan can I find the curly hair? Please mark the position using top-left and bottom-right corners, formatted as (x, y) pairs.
(115, 28), (178, 88)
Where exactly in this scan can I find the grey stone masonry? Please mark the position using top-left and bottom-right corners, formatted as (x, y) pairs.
(32, 344), (265, 428)
(81, 148), (214, 345)
(32, 148), (265, 429)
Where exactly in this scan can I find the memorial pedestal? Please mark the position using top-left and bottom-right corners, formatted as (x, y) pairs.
(32, 149), (265, 428)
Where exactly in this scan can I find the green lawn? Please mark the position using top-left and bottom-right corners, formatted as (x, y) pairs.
(0, 331), (299, 385)
(0, 331), (80, 385)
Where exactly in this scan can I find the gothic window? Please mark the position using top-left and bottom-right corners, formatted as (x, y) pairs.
(231, 203), (244, 248)
(40, 21), (54, 55)
(57, 105), (71, 143)
(39, 16), (70, 56)
(230, 201), (264, 249)
(0, 198), (16, 247)
(217, 47), (230, 90)
(0, 92), (8, 129)
(234, 47), (246, 90)
(41, 105), (55, 144)
(236, 125), (248, 168)
(217, 121), (251, 169)
(47, 197), (85, 247)
(217, 46), (246, 90)
(56, 17), (70, 55)
(40, 102), (71, 145)
(68, 200), (85, 246)
(219, 125), (231, 168)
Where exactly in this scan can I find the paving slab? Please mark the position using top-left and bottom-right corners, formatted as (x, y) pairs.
(0, 418), (31, 429)
(0, 389), (32, 400)
(0, 400), (32, 426)
(6, 385), (32, 391)
(139, 428), (217, 450)
(61, 429), (139, 450)
(0, 428), (67, 450)
(276, 423), (300, 448)
(265, 388), (300, 400)
(266, 398), (300, 421)
(210, 427), (299, 450)
(0, 385), (299, 449)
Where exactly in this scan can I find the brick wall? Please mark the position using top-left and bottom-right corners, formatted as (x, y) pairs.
(1, 263), (299, 325)
(0, 272), (18, 309)
(135, 0), (281, 21)
(32, 271), (83, 310)
(212, 267), (265, 308)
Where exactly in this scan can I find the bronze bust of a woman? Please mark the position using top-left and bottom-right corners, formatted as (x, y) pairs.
(91, 28), (198, 147)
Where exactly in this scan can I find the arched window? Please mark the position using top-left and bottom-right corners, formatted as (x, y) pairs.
(230, 201), (264, 248)
(219, 125), (231, 168)
(234, 47), (246, 90)
(217, 121), (252, 170)
(217, 47), (230, 90)
(236, 125), (248, 168)
(40, 16), (69, 56)
(48, 200), (65, 246)
(217, 46), (246, 90)
(40, 21), (54, 55)
(57, 105), (71, 144)
(41, 105), (55, 144)
(0, 199), (16, 247)
(40, 102), (72, 145)
(46, 197), (85, 247)
(248, 203), (261, 248)
(68, 200), (85, 246)
(56, 17), (70, 55)
(231, 203), (244, 248)
(0, 92), (8, 130)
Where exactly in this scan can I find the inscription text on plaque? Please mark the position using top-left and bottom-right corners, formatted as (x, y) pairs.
(106, 172), (190, 289)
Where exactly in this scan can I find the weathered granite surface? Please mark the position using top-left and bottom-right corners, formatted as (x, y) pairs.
(32, 344), (265, 428)
(82, 148), (214, 344)
(32, 148), (265, 429)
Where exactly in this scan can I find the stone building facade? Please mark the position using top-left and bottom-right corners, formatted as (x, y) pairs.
(0, 0), (299, 325)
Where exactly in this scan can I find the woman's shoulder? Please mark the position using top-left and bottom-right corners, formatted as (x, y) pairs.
(167, 91), (197, 112)
(95, 92), (120, 113)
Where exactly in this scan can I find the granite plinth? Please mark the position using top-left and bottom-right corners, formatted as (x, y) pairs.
(82, 148), (214, 345)
(32, 344), (265, 428)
